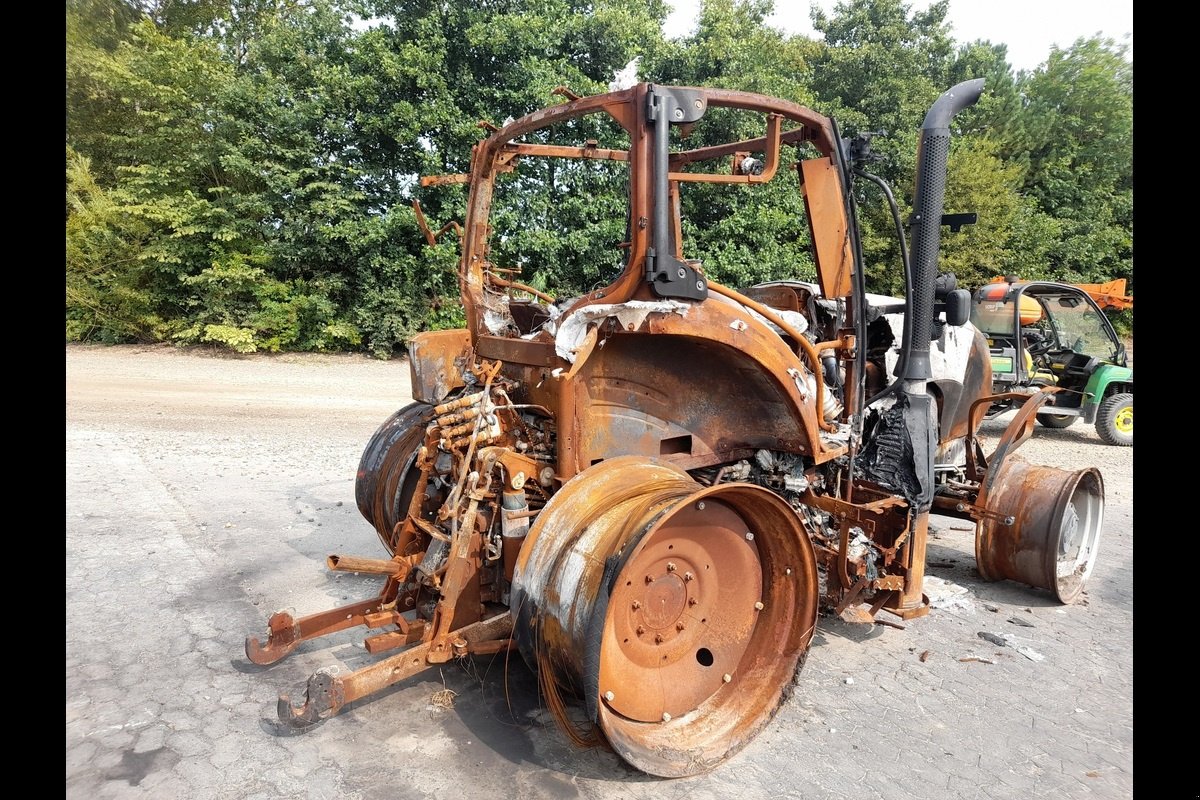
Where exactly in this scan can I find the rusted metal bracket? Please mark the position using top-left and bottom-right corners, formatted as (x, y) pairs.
(667, 114), (783, 184)
(964, 388), (1058, 483)
(412, 200), (463, 246)
(931, 495), (1014, 526)
(277, 612), (514, 728)
(802, 489), (907, 520)
(245, 576), (401, 666)
(833, 576), (870, 615)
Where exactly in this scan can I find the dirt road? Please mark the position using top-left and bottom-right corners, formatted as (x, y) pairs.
(66, 344), (1132, 799)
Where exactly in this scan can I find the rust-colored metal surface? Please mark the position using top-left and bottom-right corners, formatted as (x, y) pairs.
(245, 578), (402, 666)
(976, 457), (1104, 603)
(246, 80), (1105, 778)
(511, 456), (817, 777)
(325, 554), (406, 576)
(408, 329), (472, 405)
(800, 157), (854, 300)
(599, 480), (818, 776)
(667, 114), (783, 183)
(277, 612), (514, 727)
(411, 200), (462, 246)
(600, 500), (763, 722)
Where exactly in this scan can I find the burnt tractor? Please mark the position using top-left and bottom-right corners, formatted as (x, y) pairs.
(247, 80), (1104, 776)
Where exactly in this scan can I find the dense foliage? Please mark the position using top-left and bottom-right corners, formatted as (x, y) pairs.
(66, 0), (1133, 355)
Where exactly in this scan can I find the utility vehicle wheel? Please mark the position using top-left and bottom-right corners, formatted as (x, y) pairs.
(1036, 412), (1077, 429)
(1095, 392), (1132, 446)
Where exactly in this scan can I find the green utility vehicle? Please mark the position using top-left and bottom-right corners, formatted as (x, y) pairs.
(971, 278), (1132, 445)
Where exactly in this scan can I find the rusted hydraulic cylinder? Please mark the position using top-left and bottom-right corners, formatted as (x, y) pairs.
(500, 488), (528, 583)
(976, 455), (1104, 603)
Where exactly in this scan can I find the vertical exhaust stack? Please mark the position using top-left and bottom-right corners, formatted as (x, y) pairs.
(861, 79), (983, 617)
(903, 78), (986, 385)
(898, 79), (985, 513)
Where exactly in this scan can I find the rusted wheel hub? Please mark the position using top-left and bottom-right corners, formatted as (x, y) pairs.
(601, 500), (761, 722)
(511, 456), (818, 777)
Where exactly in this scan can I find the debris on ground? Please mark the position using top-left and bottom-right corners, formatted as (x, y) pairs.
(843, 677), (854, 685)
(428, 688), (457, 716)
(1007, 616), (1035, 627)
(925, 575), (974, 612)
(919, 650), (931, 662)
(873, 618), (905, 630)
(977, 630), (1044, 662)
(839, 606), (875, 624)
(1016, 645), (1045, 663)
(977, 631), (1014, 647)
(958, 656), (995, 664)
(982, 603), (1000, 613)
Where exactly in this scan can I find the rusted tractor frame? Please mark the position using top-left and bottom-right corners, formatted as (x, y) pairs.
(247, 81), (1105, 776)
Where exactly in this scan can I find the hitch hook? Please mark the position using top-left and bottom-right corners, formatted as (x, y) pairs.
(277, 670), (346, 729)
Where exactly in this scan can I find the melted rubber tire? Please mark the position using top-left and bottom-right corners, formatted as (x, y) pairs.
(354, 401), (435, 554)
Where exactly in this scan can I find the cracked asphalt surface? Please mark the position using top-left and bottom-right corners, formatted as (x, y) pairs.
(66, 343), (1132, 799)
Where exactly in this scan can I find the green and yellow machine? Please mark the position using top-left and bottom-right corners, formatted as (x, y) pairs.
(971, 277), (1132, 445)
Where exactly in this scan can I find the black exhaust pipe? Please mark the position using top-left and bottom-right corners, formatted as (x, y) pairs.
(902, 78), (983, 510)
(903, 78), (985, 382)
(862, 80), (983, 515)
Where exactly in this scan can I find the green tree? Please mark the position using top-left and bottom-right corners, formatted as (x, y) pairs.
(1016, 36), (1133, 286)
(650, 0), (823, 288)
(65, 0), (1132, 352)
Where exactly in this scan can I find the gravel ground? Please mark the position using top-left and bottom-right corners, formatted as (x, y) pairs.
(66, 343), (1132, 799)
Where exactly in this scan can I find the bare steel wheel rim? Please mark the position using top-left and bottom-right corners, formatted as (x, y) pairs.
(1051, 470), (1104, 601)
(599, 499), (763, 722)
(595, 483), (818, 777)
(510, 457), (819, 778)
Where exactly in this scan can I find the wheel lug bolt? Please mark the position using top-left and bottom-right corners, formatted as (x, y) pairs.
(667, 562), (677, 572)
(754, 601), (765, 611)
(662, 712), (672, 722)
(676, 622), (685, 631)
(654, 633), (664, 643)
(688, 598), (698, 606)
(636, 625), (645, 635)
(723, 673), (732, 683)
(604, 690), (615, 702)
(684, 571), (694, 582)
(645, 575), (654, 584)
(632, 600), (642, 610)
